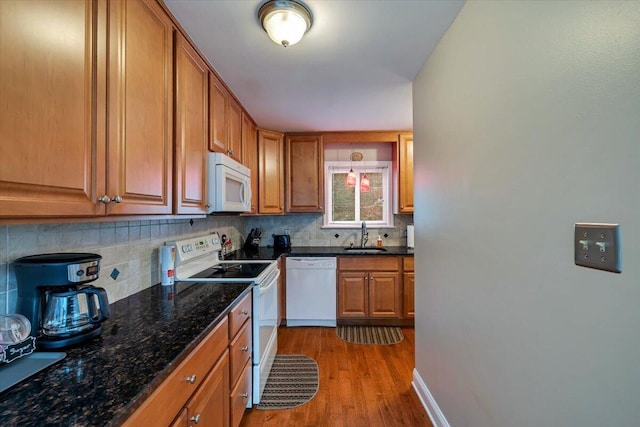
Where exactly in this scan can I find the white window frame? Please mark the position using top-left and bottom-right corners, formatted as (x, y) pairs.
(323, 161), (394, 228)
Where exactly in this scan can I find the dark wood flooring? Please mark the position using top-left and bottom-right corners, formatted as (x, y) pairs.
(239, 326), (432, 427)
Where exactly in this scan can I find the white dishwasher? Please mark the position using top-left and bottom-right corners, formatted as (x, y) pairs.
(286, 257), (337, 327)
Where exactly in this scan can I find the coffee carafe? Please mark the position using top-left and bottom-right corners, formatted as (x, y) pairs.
(13, 253), (110, 350)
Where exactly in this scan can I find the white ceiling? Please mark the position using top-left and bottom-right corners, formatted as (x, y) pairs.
(164, 0), (465, 132)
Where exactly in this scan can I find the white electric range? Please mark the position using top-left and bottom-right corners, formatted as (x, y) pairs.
(169, 232), (279, 406)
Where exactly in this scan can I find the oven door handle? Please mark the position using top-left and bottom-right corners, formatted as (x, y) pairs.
(258, 269), (280, 295)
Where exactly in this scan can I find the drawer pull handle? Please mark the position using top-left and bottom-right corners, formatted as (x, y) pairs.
(190, 413), (201, 424)
(241, 346), (249, 352)
(185, 374), (197, 384)
(241, 393), (249, 398)
(241, 309), (249, 316)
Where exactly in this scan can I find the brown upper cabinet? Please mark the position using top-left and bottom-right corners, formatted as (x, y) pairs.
(242, 113), (259, 214)
(174, 33), (209, 215)
(209, 73), (242, 163)
(0, 0), (177, 218)
(397, 133), (414, 214)
(0, 0), (107, 217)
(285, 135), (324, 213)
(107, 0), (175, 215)
(257, 129), (285, 214)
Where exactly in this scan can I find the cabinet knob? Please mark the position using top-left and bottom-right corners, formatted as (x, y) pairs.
(185, 374), (196, 384)
(227, 149), (234, 155)
(98, 195), (111, 204)
(205, 203), (211, 208)
(241, 309), (249, 316)
(241, 346), (249, 352)
(190, 413), (201, 424)
(111, 195), (123, 203)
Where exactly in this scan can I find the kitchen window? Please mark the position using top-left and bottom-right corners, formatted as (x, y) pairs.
(324, 161), (393, 228)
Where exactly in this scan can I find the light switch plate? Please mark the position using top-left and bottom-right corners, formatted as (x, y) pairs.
(574, 223), (621, 273)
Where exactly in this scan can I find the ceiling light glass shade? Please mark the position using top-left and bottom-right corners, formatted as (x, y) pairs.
(259, 0), (313, 48)
(360, 174), (371, 192)
(345, 169), (357, 187)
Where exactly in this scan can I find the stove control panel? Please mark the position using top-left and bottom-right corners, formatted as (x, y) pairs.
(169, 233), (223, 264)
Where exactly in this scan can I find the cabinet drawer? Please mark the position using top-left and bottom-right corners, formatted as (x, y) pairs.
(230, 359), (252, 427)
(123, 317), (229, 426)
(402, 256), (414, 272)
(338, 256), (400, 271)
(185, 349), (229, 427)
(229, 320), (252, 387)
(229, 292), (252, 338)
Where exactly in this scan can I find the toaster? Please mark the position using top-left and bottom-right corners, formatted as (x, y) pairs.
(273, 234), (291, 252)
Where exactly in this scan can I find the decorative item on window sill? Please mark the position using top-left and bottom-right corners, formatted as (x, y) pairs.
(360, 173), (370, 192)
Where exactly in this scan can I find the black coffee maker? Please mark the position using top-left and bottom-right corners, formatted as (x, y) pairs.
(14, 253), (111, 350)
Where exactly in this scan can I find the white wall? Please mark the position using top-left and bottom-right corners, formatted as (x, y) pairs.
(413, 2), (640, 426)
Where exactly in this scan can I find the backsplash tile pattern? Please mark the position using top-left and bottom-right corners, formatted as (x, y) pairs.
(244, 214), (414, 249)
(0, 217), (244, 315)
(0, 213), (413, 314)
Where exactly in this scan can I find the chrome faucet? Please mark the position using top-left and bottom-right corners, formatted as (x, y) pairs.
(360, 221), (368, 248)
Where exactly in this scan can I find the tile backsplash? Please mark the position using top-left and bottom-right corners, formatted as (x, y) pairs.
(0, 217), (244, 315)
(0, 213), (413, 314)
(245, 214), (414, 249)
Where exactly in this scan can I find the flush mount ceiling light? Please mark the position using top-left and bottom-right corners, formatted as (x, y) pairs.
(258, 0), (313, 48)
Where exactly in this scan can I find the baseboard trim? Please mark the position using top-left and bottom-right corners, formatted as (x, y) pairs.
(412, 369), (451, 427)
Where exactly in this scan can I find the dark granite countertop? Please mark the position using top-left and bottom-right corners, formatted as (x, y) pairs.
(0, 281), (252, 426)
(226, 246), (414, 260)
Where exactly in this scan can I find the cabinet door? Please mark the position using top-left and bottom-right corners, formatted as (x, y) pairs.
(338, 272), (368, 318)
(186, 350), (229, 427)
(107, 0), (173, 214)
(0, 0), (106, 217)
(369, 272), (401, 318)
(403, 272), (415, 319)
(241, 113), (258, 213)
(174, 34), (208, 214)
(258, 129), (284, 214)
(209, 73), (227, 153)
(398, 133), (414, 213)
(227, 97), (243, 162)
(285, 135), (324, 213)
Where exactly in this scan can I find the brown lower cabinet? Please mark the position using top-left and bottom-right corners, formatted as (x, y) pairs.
(124, 292), (252, 427)
(402, 256), (415, 318)
(337, 255), (414, 326)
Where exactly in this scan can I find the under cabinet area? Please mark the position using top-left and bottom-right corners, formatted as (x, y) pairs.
(337, 256), (414, 326)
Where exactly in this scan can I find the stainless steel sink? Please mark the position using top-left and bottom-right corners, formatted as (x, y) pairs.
(343, 247), (387, 253)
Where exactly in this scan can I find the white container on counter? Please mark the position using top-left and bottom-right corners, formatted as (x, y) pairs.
(159, 245), (175, 286)
(407, 224), (414, 249)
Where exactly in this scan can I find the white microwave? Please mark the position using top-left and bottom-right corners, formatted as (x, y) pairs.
(207, 153), (251, 213)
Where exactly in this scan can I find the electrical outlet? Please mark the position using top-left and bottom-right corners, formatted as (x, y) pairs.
(574, 223), (621, 273)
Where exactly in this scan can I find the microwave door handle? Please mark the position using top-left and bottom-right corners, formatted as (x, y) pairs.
(239, 181), (246, 204)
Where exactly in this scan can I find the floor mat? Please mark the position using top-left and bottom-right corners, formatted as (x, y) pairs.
(336, 325), (404, 345)
(256, 354), (319, 410)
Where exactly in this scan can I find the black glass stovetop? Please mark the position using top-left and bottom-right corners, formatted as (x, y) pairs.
(191, 262), (270, 280)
